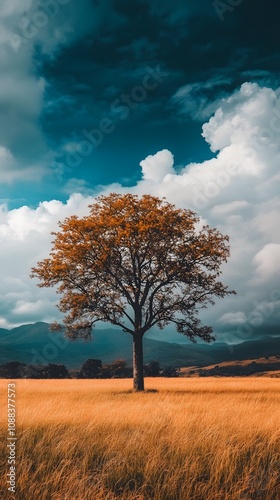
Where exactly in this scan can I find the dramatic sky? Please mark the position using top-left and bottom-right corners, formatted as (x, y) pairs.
(0, 0), (279, 344)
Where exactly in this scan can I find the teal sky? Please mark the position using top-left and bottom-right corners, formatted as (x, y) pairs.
(1, 0), (279, 207)
(0, 0), (279, 340)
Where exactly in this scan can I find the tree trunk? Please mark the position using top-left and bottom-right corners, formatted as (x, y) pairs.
(133, 333), (144, 391)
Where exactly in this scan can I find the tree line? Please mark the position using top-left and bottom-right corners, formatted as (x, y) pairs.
(0, 359), (179, 379)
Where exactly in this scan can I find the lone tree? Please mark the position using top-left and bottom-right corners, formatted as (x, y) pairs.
(31, 193), (235, 391)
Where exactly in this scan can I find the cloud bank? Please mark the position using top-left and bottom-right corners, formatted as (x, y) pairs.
(0, 82), (279, 342)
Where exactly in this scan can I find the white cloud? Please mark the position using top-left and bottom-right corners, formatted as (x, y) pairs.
(0, 193), (95, 327)
(140, 149), (174, 182)
(251, 198), (280, 242)
(218, 312), (247, 326)
(254, 244), (280, 280)
(62, 178), (95, 196)
(0, 194), (93, 241)
(210, 200), (250, 216)
(13, 299), (48, 316)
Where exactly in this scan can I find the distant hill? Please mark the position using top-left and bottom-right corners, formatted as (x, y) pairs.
(180, 356), (280, 377)
(0, 322), (279, 369)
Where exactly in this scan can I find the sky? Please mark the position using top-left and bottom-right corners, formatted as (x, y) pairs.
(0, 0), (279, 344)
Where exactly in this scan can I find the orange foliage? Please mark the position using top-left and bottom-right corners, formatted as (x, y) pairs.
(31, 193), (234, 341)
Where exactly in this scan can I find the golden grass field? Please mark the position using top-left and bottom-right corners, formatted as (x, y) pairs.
(0, 378), (280, 500)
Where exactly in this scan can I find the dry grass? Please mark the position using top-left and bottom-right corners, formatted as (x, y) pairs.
(0, 378), (279, 499)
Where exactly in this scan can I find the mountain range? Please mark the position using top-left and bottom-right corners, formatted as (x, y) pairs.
(0, 322), (279, 369)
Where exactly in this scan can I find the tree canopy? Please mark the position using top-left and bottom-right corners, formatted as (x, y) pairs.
(31, 193), (235, 390)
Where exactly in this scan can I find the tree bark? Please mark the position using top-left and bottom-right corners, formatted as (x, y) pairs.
(133, 333), (144, 391)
